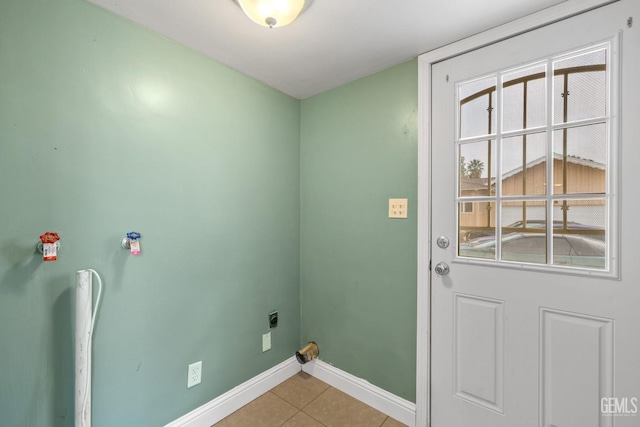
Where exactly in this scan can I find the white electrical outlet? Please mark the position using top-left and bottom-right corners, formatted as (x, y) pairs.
(262, 332), (271, 352)
(187, 361), (202, 388)
(389, 198), (408, 219)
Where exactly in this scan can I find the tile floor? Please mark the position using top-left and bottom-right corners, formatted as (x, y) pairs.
(213, 372), (407, 427)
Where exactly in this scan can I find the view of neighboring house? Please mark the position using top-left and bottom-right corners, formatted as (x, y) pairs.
(460, 153), (606, 235)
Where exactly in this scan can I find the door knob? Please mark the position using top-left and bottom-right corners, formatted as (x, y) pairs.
(434, 262), (450, 276)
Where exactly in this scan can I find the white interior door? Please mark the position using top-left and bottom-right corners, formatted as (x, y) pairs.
(430, 2), (640, 426)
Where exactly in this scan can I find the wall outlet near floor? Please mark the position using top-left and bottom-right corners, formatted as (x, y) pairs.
(389, 198), (408, 219)
(187, 361), (202, 388)
(262, 332), (272, 352)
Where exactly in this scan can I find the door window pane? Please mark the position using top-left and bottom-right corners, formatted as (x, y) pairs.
(501, 201), (547, 264)
(553, 234), (606, 268)
(502, 64), (546, 132)
(552, 199), (605, 269)
(459, 141), (496, 197)
(502, 201), (547, 232)
(552, 199), (606, 235)
(553, 123), (606, 195)
(501, 133), (547, 196)
(458, 202), (496, 249)
(502, 234), (547, 264)
(459, 76), (497, 138)
(553, 48), (607, 124)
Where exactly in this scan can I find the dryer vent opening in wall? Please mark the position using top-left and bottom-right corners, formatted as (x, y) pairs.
(295, 342), (319, 364)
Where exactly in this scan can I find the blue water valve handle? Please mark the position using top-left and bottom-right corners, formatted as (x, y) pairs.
(127, 231), (141, 241)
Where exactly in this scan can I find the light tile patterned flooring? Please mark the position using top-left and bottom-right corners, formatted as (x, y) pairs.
(213, 372), (407, 427)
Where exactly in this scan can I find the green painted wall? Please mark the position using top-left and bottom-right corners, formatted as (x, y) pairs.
(1, 0), (420, 423)
(300, 60), (418, 402)
(0, 0), (300, 426)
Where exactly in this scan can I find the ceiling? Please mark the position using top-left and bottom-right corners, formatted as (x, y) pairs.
(87, 0), (566, 99)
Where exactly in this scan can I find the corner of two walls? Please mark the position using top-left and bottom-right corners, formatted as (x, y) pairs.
(0, 0), (418, 425)
(300, 60), (419, 402)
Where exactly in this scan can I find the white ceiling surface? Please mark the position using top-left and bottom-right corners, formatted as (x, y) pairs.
(88, 0), (566, 99)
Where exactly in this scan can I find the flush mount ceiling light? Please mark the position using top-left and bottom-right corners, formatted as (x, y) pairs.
(237, 0), (306, 29)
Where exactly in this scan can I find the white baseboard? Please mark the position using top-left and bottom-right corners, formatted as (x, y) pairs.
(302, 359), (416, 427)
(165, 356), (300, 427)
(165, 356), (416, 427)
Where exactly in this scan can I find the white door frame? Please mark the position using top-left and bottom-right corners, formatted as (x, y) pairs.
(415, 1), (619, 425)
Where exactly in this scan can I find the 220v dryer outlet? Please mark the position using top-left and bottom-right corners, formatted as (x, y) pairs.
(269, 311), (278, 328)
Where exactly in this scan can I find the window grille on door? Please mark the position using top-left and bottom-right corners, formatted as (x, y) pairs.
(456, 43), (614, 273)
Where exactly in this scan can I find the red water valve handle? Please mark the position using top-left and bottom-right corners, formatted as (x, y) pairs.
(40, 232), (60, 244)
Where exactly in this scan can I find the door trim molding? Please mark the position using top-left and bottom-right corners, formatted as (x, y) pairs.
(416, 1), (618, 425)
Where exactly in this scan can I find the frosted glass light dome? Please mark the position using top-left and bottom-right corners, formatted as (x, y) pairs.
(237, 0), (306, 28)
